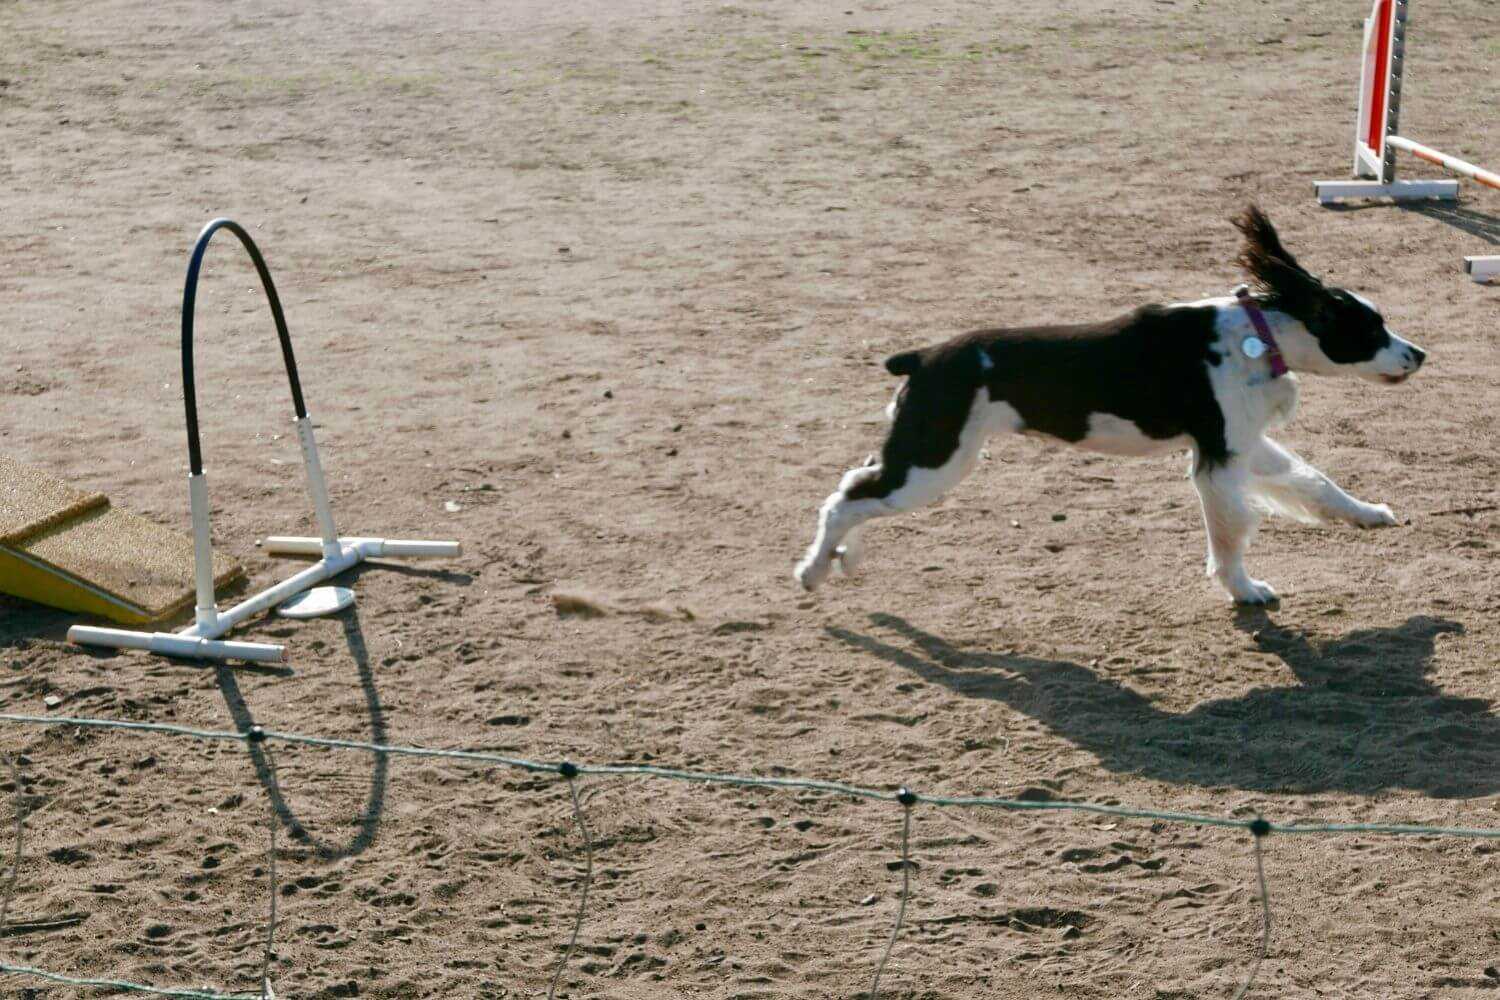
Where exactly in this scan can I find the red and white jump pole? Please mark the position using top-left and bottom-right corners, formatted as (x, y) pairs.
(1314, 0), (1499, 282)
(67, 219), (461, 664)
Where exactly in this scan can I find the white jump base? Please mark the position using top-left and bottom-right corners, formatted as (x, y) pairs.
(1313, 179), (1457, 203)
(1465, 256), (1500, 283)
(67, 219), (460, 665)
(1313, 0), (1500, 281)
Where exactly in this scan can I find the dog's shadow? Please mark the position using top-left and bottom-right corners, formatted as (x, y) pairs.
(828, 612), (1488, 798)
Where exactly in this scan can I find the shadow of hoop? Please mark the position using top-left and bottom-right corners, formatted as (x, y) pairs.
(216, 606), (387, 861)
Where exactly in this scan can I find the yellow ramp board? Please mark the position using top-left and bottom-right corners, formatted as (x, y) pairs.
(0, 456), (242, 625)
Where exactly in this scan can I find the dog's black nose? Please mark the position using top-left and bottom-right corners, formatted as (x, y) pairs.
(1409, 346), (1427, 369)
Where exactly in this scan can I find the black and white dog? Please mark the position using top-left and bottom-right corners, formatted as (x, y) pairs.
(794, 206), (1426, 605)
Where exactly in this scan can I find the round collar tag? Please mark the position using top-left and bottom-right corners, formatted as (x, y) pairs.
(1241, 336), (1266, 360)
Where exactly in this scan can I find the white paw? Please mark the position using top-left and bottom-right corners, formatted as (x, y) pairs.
(1229, 578), (1280, 606)
(1352, 503), (1398, 528)
(794, 555), (832, 591)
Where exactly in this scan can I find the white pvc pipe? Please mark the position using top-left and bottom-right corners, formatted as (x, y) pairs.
(367, 538), (463, 558)
(183, 545), (362, 638)
(188, 472), (218, 632)
(67, 626), (287, 664)
(294, 415), (340, 556)
(260, 535), (335, 556)
(1387, 135), (1500, 191)
(262, 535), (462, 558)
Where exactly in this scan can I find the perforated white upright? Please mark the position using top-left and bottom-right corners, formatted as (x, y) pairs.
(1314, 0), (1500, 282)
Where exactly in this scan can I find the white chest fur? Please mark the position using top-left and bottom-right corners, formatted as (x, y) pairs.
(1197, 298), (1301, 447)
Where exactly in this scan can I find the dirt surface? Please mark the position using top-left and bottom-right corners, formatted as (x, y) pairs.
(3, 0), (1500, 996)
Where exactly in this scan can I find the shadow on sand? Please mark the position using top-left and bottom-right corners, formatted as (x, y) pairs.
(1397, 201), (1500, 247)
(828, 611), (1491, 799)
(216, 606), (388, 860)
(1325, 197), (1500, 248)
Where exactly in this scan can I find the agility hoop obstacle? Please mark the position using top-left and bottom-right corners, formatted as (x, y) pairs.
(67, 219), (460, 664)
(1314, 0), (1500, 281)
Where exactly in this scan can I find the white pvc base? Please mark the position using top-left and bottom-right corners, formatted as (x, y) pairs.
(262, 536), (461, 559)
(1465, 256), (1500, 283)
(277, 586), (355, 619)
(65, 626), (288, 664)
(1314, 178), (1459, 203)
(67, 535), (461, 664)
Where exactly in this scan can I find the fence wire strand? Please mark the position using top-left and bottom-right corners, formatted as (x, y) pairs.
(0, 962), (257, 999)
(546, 768), (593, 1000)
(1230, 825), (1272, 1000)
(2, 710), (1499, 999)
(868, 791), (915, 1000)
(11, 713), (1500, 838)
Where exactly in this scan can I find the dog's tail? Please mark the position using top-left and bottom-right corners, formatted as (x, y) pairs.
(884, 350), (923, 377)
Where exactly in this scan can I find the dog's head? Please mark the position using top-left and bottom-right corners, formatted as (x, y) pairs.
(1234, 204), (1426, 383)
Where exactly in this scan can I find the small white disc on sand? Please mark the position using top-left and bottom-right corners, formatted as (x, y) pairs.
(277, 586), (356, 619)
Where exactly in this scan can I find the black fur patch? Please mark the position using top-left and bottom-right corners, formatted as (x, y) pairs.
(851, 302), (1230, 501)
(884, 351), (923, 377)
(969, 305), (1228, 465)
(848, 375), (978, 500)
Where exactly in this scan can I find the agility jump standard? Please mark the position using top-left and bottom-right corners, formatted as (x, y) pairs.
(1314, 0), (1500, 281)
(68, 219), (460, 664)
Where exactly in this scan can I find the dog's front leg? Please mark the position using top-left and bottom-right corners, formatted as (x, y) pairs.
(1249, 437), (1398, 528)
(1193, 460), (1278, 605)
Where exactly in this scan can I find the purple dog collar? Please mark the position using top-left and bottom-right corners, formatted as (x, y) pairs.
(1235, 286), (1288, 379)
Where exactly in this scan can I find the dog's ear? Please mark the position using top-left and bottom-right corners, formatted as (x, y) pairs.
(1233, 204), (1310, 276)
(1234, 204), (1327, 309)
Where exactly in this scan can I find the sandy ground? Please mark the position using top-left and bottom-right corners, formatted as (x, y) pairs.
(3, 0), (1500, 996)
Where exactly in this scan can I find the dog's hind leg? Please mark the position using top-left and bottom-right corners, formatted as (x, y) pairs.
(795, 386), (988, 590)
(832, 455), (879, 575)
(795, 466), (891, 590)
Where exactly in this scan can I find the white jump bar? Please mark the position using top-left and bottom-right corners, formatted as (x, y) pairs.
(1387, 135), (1500, 192)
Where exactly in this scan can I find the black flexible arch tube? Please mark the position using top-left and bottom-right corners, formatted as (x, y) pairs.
(181, 218), (308, 476)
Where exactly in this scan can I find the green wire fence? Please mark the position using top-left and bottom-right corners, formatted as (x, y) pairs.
(1, 711), (1496, 998)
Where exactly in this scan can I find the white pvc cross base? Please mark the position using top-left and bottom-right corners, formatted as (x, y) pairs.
(1314, 178), (1460, 203)
(68, 535), (460, 664)
(1465, 256), (1500, 283)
